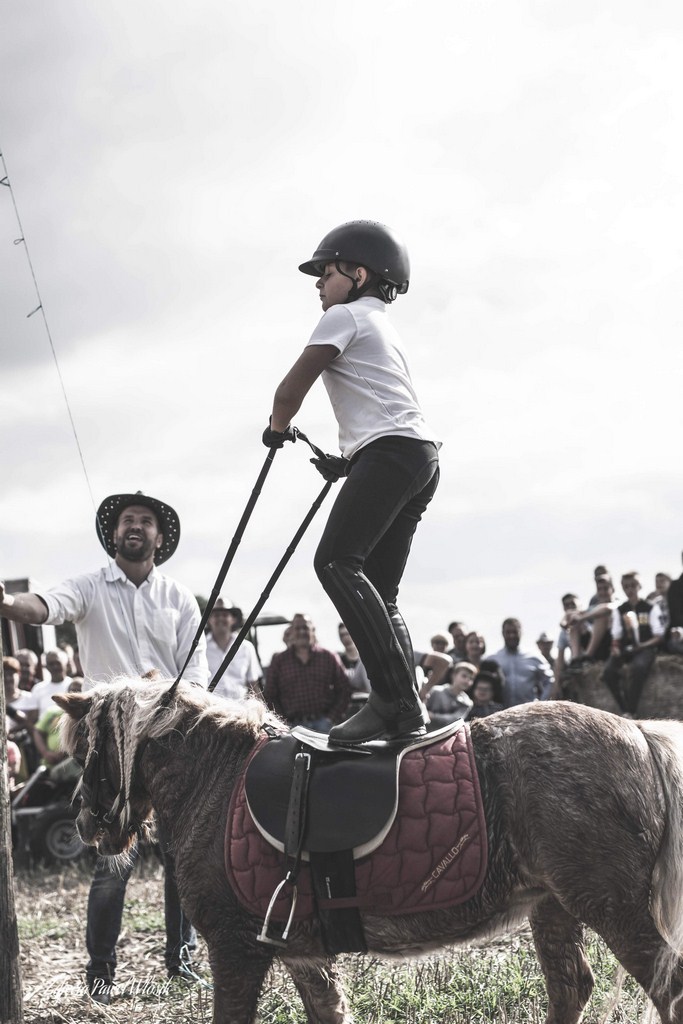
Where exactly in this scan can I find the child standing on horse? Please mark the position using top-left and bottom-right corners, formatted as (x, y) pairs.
(263, 220), (440, 746)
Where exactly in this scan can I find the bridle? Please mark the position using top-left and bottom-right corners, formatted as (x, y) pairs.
(75, 694), (148, 832)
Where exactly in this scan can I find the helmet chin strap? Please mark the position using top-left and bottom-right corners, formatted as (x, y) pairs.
(335, 260), (374, 303)
(334, 261), (398, 304)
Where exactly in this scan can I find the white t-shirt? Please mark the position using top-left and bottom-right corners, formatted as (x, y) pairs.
(611, 603), (665, 642)
(206, 634), (262, 700)
(39, 563), (208, 688)
(30, 678), (71, 716)
(8, 690), (38, 714)
(306, 296), (438, 459)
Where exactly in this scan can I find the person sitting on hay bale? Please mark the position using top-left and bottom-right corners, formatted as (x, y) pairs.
(666, 552), (683, 656)
(554, 593), (590, 672)
(602, 571), (665, 716)
(559, 574), (616, 675)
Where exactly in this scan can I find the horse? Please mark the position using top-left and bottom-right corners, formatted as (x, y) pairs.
(54, 679), (683, 1024)
(562, 654), (683, 720)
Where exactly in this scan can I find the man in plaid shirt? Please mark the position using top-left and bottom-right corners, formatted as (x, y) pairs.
(264, 613), (351, 731)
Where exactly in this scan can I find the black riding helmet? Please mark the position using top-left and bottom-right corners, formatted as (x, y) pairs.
(298, 220), (410, 303)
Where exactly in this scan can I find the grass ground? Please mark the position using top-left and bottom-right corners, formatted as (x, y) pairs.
(14, 859), (654, 1023)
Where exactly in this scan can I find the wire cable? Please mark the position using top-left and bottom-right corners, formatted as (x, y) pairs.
(1, 145), (143, 672)
(1, 147), (99, 518)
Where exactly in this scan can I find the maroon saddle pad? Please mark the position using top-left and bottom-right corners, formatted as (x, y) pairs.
(225, 723), (488, 922)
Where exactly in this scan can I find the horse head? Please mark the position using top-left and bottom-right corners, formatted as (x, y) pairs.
(54, 682), (161, 856)
(55, 678), (278, 858)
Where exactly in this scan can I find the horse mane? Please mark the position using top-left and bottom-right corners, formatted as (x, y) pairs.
(60, 678), (280, 828)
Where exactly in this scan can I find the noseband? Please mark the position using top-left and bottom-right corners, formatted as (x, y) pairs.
(82, 745), (120, 827)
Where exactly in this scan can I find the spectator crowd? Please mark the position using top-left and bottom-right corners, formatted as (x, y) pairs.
(7, 557), (683, 785)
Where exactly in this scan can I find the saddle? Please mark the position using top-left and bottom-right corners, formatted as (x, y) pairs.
(245, 724), (457, 858)
(240, 721), (480, 953)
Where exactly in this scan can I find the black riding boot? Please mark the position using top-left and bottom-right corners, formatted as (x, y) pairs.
(388, 606), (423, 706)
(320, 561), (428, 745)
(329, 690), (427, 746)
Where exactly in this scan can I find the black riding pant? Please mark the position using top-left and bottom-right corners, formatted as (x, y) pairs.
(314, 436), (439, 703)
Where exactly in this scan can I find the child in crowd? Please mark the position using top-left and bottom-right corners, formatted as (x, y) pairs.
(263, 220), (440, 746)
(31, 678), (82, 784)
(426, 662), (477, 730)
(468, 673), (506, 719)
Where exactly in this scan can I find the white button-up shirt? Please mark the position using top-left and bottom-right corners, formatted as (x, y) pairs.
(206, 634), (262, 700)
(39, 563), (208, 689)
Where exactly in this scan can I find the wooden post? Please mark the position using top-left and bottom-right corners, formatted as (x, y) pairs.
(0, 631), (24, 1024)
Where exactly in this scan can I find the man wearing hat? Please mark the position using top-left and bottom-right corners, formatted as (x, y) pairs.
(536, 631), (555, 668)
(206, 597), (262, 698)
(0, 489), (208, 1002)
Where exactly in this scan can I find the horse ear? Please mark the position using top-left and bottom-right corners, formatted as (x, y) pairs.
(53, 692), (93, 720)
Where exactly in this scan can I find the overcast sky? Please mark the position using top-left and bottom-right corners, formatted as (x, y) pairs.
(1, 1), (681, 665)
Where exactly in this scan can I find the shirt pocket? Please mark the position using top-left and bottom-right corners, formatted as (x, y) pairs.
(151, 608), (180, 647)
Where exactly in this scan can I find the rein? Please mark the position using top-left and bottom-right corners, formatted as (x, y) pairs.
(168, 428), (335, 699)
(207, 476), (332, 693)
(172, 447), (279, 689)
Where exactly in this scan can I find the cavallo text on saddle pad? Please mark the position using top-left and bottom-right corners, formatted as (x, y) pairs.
(421, 833), (472, 893)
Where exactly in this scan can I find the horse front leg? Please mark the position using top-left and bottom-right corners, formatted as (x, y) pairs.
(285, 956), (352, 1024)
(529, 896), (594, 1024)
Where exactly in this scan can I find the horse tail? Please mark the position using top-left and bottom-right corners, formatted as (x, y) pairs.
(640, 719), (683, 955)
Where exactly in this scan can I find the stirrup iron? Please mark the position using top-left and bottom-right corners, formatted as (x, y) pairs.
(257, 872), (299, 948)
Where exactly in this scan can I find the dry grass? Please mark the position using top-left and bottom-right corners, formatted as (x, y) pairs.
(14, 859), (653, 1023)
(16, 857), (214, 1024)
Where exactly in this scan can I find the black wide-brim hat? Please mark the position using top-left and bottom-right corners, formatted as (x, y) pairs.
(96, 491), (180, 566)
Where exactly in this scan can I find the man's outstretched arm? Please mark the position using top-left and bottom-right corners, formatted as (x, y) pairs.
(0, 581), (48, 625)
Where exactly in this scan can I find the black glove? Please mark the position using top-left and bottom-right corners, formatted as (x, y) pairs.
(310, 454), (349, 482)
(262, 421), (298, 449)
